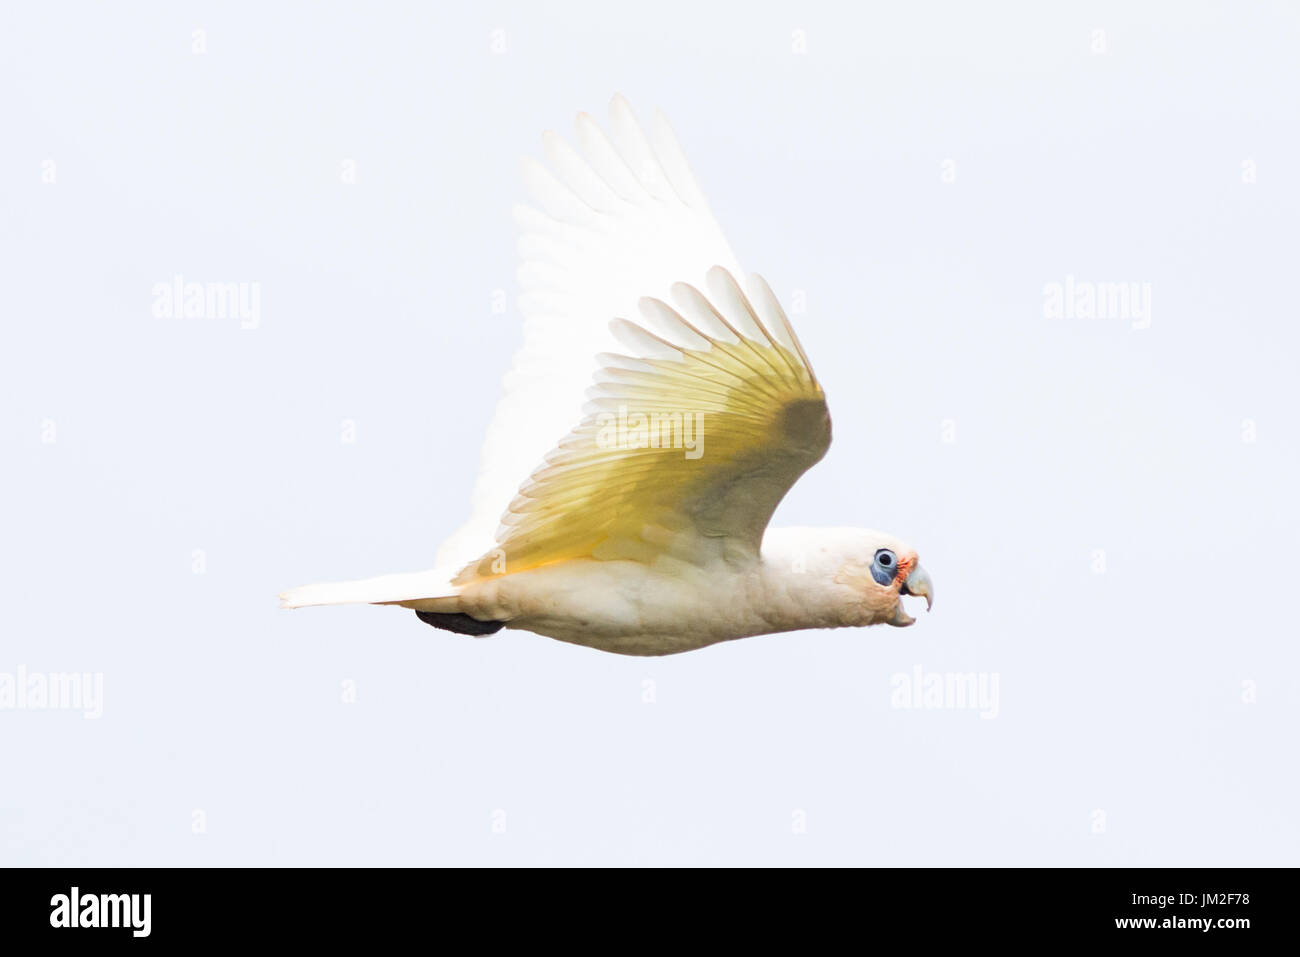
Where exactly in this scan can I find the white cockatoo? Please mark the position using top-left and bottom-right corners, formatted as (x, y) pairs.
(282, 95), (932, 656)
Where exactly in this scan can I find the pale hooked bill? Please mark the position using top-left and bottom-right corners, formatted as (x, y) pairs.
(280, 95), (932, 656)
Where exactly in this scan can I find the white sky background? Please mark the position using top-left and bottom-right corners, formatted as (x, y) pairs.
(2, 1), (1297, 865)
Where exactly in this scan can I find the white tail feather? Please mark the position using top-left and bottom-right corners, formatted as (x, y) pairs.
(279, 570), (458, 609)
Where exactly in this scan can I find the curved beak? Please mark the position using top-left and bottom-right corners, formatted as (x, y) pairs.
(900, 563), (934, 612)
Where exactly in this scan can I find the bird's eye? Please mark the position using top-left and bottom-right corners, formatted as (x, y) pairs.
(870, 548), (897, 586)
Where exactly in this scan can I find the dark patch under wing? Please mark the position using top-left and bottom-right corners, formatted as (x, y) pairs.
(415, 610), (505, 636)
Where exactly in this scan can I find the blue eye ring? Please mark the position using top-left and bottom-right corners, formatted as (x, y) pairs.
(871, 548), (897, 586)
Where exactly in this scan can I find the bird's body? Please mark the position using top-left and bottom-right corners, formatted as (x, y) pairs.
(408, 528), (918, 656)
(282, 95), (933, 655)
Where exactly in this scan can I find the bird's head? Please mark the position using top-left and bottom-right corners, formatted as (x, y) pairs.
(833, 531), (934, 627)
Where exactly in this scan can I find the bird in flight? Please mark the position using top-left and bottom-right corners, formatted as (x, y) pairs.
(281, 95), (933, 656)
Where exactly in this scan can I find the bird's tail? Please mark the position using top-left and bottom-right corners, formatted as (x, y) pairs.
(279, 569), (460, 610)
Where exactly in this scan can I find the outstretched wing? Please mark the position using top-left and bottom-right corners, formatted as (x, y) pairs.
(434, 95), (743, 574)
(455, 266), (829, 583)
(438, 96), (829, 585)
